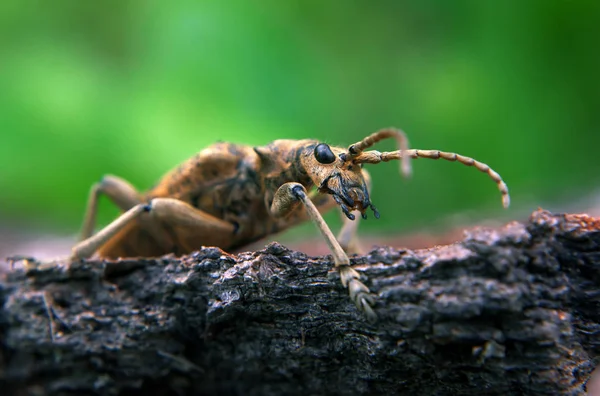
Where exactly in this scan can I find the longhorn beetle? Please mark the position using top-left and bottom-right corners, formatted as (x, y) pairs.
(26, 128), (510, 321)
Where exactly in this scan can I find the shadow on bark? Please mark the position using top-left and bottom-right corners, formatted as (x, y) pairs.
(0, 209), (598, 395)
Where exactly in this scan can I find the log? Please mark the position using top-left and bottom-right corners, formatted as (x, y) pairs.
(0, 209), (598, 395)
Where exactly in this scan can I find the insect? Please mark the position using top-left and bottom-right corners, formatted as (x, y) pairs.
(28, 128), (510, 321)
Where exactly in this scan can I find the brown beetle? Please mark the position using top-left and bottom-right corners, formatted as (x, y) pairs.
(26, 128), (510, 321)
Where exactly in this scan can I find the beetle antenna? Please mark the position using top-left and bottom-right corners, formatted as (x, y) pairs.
(353, 149), (510, 209)
(346, 128), (412, 179)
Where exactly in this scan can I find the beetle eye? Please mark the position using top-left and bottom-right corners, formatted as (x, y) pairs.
(314, 143), (336, 164)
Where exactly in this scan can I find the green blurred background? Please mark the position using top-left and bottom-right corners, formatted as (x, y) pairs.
(1, 0), (599, 246)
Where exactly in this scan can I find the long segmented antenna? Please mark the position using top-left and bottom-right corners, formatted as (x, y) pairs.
(353, 149), (510, 208)
(347, 128), (412, 179)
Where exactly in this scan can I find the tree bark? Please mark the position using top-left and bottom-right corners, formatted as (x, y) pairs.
(0, 209), (598, 396)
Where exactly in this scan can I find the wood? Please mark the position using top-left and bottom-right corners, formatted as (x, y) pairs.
(1, 209), (598, 395)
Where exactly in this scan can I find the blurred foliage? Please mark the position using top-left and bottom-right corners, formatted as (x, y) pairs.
(1, 0), (599, 236)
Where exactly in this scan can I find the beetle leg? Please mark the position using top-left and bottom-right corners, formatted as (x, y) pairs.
(336, 211), (361, 254)
(276, 190), (362, 252)
(71, 198), (235, 260)
(80, 175), (177, 255)
(79, 175), (142, 241)
(278, 189), (363, 255)
(71, 203), (149, 260)
(21, 198), (235, 271)
(20, 203), (151, 271)
(300, 190), (365, 255)
(270, 182), (377, 321)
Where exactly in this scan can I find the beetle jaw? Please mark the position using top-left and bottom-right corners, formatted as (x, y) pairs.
(317, 172), (379, 221)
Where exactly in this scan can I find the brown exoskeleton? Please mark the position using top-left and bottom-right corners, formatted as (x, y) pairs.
(28, 128), (510, 321)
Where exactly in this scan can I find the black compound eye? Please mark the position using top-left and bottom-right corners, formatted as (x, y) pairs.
(314, 143), (336, 164)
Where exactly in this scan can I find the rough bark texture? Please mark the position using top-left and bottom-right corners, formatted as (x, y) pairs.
(0, 209), (598, 396)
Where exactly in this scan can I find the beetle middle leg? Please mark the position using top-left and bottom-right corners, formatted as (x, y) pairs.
(270, 182), (376, 321)
(79, 175), (143, 241)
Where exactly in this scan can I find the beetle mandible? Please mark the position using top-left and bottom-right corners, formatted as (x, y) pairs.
(36, 128), (511, 321)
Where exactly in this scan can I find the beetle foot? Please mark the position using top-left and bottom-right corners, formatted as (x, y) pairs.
(7, 255), (71, 272)
(338, 265), (377, 322)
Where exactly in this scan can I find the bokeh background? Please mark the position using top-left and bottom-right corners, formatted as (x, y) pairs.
(1, 0), (600, 259)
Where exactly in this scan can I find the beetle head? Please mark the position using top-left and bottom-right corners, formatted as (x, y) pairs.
(301, 143), (379, 221)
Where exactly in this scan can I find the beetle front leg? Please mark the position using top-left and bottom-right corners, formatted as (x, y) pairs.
(270, 182), (377, 321)
(337, 214), (361, 254)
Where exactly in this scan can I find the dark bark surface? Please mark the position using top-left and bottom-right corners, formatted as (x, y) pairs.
(0, 209), (598, 396)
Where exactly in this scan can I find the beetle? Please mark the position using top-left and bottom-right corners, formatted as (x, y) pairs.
(26, 128), (510, 321)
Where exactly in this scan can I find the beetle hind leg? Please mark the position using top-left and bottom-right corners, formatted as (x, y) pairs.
(17, 198), (235, 271)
